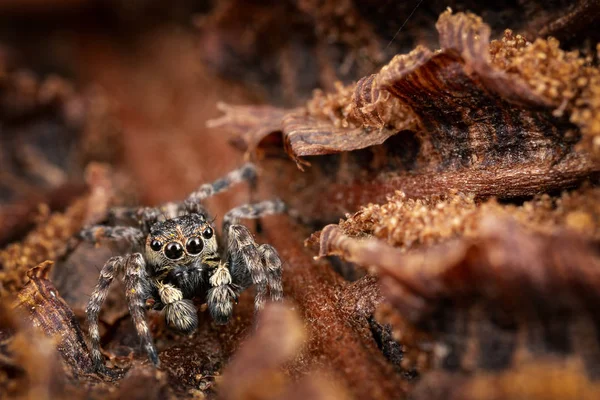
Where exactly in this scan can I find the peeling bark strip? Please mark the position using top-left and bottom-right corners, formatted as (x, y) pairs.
(212, 10), (600, 202)
(377, 50), (570, 170)
(313, 161), (600, 216)
(319, 219), (600, 320)
(318, 224), (468, 319)
(261, 216), (411, 400)
(280, 112), (399, 168)
(432, 11), (552, 107)
(15, 261), (95, 378)
(318, 218), (600, 379)
(220, 303), (309, 400)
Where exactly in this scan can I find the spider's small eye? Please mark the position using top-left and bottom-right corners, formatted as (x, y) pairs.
(202, 227), (213, 239)
(150, 240), (162, 251)
(186, 237), (204, 255)
(164, 242), (184, 259)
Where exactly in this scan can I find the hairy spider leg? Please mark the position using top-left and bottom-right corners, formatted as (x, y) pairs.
(183, 162), (257, 214)
(86, 254), (160, 369)
(208, 199), (286, 323)
(86, 256), (125, 371)
(221, 199), (286, 250)
(107, 163), (257, 225)
(79, 225), (145, 246)
(258, 244), (283, 301)
(206, 267), (237, 324)
(124, 254), (159, 366)
(227, 225), (268, 311)
(107, 206), (164, 235)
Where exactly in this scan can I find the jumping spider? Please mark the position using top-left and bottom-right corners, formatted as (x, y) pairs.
(79, 163), (285, 371)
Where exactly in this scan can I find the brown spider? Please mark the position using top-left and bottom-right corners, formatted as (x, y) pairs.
(79, 163), (284, 372)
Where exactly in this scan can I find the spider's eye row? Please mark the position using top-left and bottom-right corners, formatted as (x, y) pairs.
(150, 240), (162, 251)
(186, 237), (204, 255)
(202, 227), (213, 239)
(164, 242), (184, 259)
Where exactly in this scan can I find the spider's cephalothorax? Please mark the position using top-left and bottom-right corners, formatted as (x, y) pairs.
(80, 163), (285, 371)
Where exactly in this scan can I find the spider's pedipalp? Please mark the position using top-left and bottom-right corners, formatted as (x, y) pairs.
(207, 282), (237, 324)
(86, 256), (125, 371)
(157, 282), (198, 333)
(183, 162), (257, 214)
(124, 253), (159, 366)
(80, 225), (144, 246)
(165, 299), (198, 333)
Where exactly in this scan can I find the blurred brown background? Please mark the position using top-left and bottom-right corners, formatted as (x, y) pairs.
(1, 1), (599, 399)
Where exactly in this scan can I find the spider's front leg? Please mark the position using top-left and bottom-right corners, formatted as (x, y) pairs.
(226, 225), (284, 311)
(208, 199), (285, 323)
(256, 243), (283, 302)
(86, 253), (159, 371)
(123, 254), (160, 366)
(86, 256), (126, 372)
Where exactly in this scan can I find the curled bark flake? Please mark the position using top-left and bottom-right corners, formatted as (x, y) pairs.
(318, 217), (600, 377)
(318, 224), (468, 319)
(322, 185), (600, 252)
(209, 101), (411, 170)
(0, 301), (64, 400)
(15, 261), (95, 378)
(207, 102), (290, 155)
(320, 212), (600, 319)
(307, 73), (418, 132)
(213, 10), (600, 199)
(432, 10), (553, 107)
(281, 111), (399, 169)
(377, 36), (581, 170)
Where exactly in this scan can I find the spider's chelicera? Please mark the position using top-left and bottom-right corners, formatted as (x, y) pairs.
(80, 163), (285, 371)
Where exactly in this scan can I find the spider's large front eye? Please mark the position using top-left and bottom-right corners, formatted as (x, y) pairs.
(186, 237), (203, 255)
(164, 242), (184, 259)
(150, 240), (162, 251)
